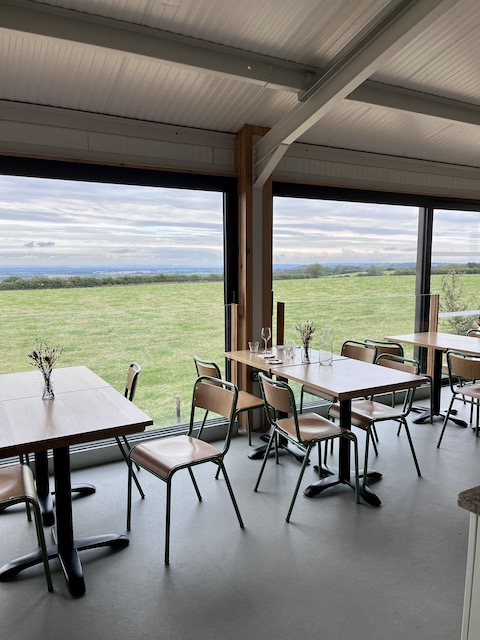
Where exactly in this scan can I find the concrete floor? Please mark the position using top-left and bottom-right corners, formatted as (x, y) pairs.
(1, 392), (479, 640)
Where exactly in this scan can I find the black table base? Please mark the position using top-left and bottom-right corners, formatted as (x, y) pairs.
(35, 450), (96, 526)
(0, 446), (129, 597)
(308, 461), (382, 506)
(412, 408), (468, 428)
(0, 533), (129, 598)
(247, 433), (305, 463)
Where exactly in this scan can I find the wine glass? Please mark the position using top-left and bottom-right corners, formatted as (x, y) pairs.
(261, 327), (271, 353)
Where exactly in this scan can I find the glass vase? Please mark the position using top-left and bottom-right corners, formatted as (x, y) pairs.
(301, 344), (311, 363)
(42, 372), (54, 400)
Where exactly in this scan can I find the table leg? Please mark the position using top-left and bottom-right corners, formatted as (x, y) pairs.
(54, 446), (85, 597)
(303, 399), (382, 507)
(35, 451), (55, 526)
(0, 446), (129, 597)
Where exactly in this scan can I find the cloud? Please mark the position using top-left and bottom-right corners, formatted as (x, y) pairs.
(23, 241), (55, 248)
(0, 176), (478, 269)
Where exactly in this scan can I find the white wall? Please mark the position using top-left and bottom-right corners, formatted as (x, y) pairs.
(2, 99), (480, 200)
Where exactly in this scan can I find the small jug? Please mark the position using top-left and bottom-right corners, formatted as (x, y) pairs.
(319, 328), (333, 366)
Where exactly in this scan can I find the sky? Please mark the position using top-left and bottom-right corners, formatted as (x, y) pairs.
(0, 175), (224, 268)
(0, 175), (479, 269)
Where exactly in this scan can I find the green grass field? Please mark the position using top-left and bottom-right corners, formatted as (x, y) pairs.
(0, 272), (478, 428)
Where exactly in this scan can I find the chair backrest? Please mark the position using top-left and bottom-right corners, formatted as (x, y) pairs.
(446, 350), (480, 388)
(365, 339), (404, 358)
(193, 356), (222, 379)
(125, 362), (141, 401)
(341, 340), (376, 363)
(375, 353), (419, 414)
(467, 329), (480, 339)
(258, 373), (301, 440)
(189, 376), (239, 454)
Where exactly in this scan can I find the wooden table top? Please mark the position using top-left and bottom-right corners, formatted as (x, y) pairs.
(225, 347), (344, 372)
(0, 366), (152, 458)
(270, 357), (423, 402)
(386, 332), (480, 355)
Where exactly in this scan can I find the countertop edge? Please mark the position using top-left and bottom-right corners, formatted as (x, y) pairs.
(458, 486), (480, 515)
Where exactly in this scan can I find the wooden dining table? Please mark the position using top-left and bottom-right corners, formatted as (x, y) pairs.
(270, 358), (423, 507)
(226, 349), (423, 507)
(385, 332), (480, 427)
(0, 365), (152, 597)
(225, 347), (346, 462)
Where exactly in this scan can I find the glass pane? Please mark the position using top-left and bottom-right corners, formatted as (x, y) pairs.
(432, 209), (480, 334)
(273, 197), (418, 348)
(0, 175), (225, 429)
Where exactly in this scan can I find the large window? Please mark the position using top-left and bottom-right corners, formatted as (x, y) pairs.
(431, 208), (480, 334)
(272, 196), (419, 350)
(0, 172), (232, 429)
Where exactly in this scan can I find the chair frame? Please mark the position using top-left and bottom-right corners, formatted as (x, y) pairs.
(437, 350), (480, 448)
(127, 375), (244, 564)
(255, 373), (360, 522)
(194, 356), (263, 446)
(117, 362), (145, 498)
(330, 353), (422, 482)
(365, 338), (433, 427)
(0, 464), (53, 592)
(466, 330), (480, 422)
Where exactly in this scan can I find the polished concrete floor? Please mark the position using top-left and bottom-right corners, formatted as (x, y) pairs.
(1, 393), (479, 640)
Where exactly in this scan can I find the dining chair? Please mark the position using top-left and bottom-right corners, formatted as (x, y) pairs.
(329, 353), (422, 481)
(437, 351), (480, 448)
(365, 338), (433, 426)
(194, 356), (264, 446)
(0, 464), (53, 592)
(466, 330), (480, 421)
(127, 375), (244, 565)
(255, 373), (360, 522)
(115, 362), (145, 498)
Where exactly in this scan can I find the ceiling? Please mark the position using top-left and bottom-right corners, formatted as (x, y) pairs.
(1, 0), (480, 184)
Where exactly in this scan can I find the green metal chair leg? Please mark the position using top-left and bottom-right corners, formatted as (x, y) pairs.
(219, 461), (244, 528)
(188, 467), (202, 501)
(402, 419), (421, 476)
(254, 432), (275, 492)
(286, 444), (312, 523)
(31, 499), (53, 592)
(437, 396), (456, 447)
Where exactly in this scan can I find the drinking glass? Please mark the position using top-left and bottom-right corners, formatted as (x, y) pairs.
(261, 327), (271, 353)
(248, 341), (259, 353)
(319, 328), (333, 366)
(285, 339), (296, 360)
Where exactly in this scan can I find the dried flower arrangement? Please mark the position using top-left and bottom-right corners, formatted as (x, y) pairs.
(295, 321), (315, 362)
(28, 340), (63, 399)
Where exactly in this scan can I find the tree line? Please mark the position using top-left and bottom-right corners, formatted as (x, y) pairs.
(1, 262), (479, 291)
(0, 272), (223, 290)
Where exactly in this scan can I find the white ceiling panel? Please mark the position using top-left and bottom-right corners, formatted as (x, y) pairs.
(1, 0), (480, 175)
(31, 0), (391, 65)
(372, 0), (480, 103)
(300, 100), (480, 166)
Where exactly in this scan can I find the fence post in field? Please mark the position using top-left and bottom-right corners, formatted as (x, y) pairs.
(176, 395), (181, 424)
